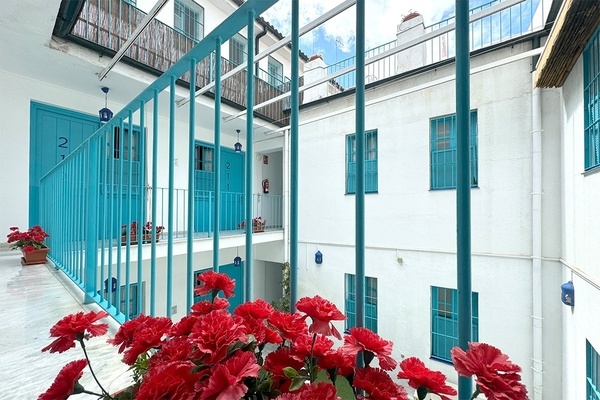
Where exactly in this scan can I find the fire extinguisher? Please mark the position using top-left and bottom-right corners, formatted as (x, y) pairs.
(262, 179), (269, 194)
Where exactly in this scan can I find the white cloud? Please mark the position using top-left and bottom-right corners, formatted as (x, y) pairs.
(261, 0), (456, 55)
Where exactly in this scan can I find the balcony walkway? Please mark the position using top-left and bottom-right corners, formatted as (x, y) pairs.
(0, 248), (131, 399)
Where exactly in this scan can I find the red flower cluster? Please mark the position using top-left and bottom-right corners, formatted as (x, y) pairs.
(7, 225), (49, 252)
(195, 270), (236, 299)
(452, 342), (529, 400)
(39, 273), (526, 400)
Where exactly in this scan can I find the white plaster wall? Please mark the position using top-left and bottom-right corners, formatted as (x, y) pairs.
(559, 54), (600, 400)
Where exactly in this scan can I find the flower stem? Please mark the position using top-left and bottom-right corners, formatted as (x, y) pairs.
(79, 339), (113, 399)
(470, 386), (482, 400)
(309, 333), (317, 382)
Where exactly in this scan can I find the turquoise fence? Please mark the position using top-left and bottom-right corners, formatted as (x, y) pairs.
(40, 0), (280, 323)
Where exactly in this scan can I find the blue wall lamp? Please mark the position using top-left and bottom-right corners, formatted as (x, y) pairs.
(234, 129), (242, 152)
(234, 247), (242, 267)
(561, 280), (574, 306)
(315, 250), (323, 264)
(99, 87), (113, 123)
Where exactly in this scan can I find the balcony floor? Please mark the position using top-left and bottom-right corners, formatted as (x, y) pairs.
(0, 249), (131, 399)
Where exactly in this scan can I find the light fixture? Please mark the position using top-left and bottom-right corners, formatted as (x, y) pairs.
(234, 247), (242, 267)
(234, 129), (242, 152)
(99, 87), (113, 123)
(315, 250), (323, 264)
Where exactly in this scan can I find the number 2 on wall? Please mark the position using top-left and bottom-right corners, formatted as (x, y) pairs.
(58, 136), (68, 161)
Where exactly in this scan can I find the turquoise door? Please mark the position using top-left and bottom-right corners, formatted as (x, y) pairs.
(220, 149), (244, 231)
(30, 102), (101, 225)
(194, 263), (245, 312)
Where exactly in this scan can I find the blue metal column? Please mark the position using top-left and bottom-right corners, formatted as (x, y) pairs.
(214, 40), (222, 273)
(355, 0), (366, 336)
(84, 137), (100, 304)
(125, 113), (134, 320)
(456, 1), (472, 399)
(244, 10), (255, 302)
(150, 89), (159, 316)
(289, 0), (299, 311)
(167, 76), (176, 317)
(138, 101), (146, 317)
(187, 58), (197, 312)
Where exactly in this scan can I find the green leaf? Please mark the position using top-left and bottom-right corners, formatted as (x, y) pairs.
(334, 376), (357, 400)
(290, 377), (306, 391)
(283, 367), (299, 379)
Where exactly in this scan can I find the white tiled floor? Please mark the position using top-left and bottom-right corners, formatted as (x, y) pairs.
(0, 249), (131, 399)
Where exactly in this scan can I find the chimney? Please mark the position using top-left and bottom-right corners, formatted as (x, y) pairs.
(396, 12), (426, 73)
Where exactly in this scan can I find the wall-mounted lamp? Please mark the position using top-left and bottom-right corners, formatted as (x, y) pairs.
(234, 129), (242, 152)
(99, 87), (113, 123)
(315, 250), (323, 264)
(561, 280), (574, 306)
(234, 247), (242, 267)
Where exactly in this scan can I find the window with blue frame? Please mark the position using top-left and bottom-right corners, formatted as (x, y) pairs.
(345, 274), (378, 333)
(588, 340), (600, 400)
(431, 286), (478, 362)
(268, 56), (284, 88)
(584, 27), (600, 170)
(174, 0), (204, 42)
(430, 111), (478, 189)
(101, 283), (142, 319)
(230, 34), (247, 66)
(346, 130), (378, 194)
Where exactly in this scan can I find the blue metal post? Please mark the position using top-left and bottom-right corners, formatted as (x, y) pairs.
(84, 137), (100, 304)
(167, 76), (176, 317)
(138, 100), (146, 317)
(125, 113), (133, 320)
(245, 10), (255, 302)
(355, 0), (366, 368)
(290, 0), (299, 312)
(456, 0), (473, 399)
(150, 89), (159, 315)
(214, 41), (222, 273)
(187, 58), (197, 312)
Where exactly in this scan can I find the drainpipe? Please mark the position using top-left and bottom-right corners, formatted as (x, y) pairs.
(255, 21), (268, 76)
(531, 36), (544, 400)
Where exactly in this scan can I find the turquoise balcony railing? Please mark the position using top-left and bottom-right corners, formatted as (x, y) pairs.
(39, 0), (282, 323)
(68, 0), (293, 125)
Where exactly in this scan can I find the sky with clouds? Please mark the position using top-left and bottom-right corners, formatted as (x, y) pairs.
(260, 0), (458, 64)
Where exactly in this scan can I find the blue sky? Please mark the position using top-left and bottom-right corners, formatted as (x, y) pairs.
(261, 0), (541, 66)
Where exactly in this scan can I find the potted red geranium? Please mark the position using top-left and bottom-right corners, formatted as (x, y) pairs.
(7, 225), (50, 265)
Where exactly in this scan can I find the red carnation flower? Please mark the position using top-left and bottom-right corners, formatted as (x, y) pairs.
(189, 309), (248, 365)
(200, 351), (261, 400)
(195, 270), (235, 299)
(267, 310), (309, 342)
(341, 327), (396, 371)
(275, 382), (339, 400)
(295, 295), (346, 339)
(108, 314), (172, 365)
(242, 317), (283, 346)
(170, 315), (201, 337)
(234, 298), (274, 320)
(318, 348), (356, 378)
(398, 357), (457, 400)
(451, 342), (528, 400)
(136, 361), (201, 399)
(292, 332), (334, 359)
(191, 297), (230, 316)
(263, 348), (305, 378)
(354, 366), (409, 400)
(42, 311), (109, 353)
(38, 359), (87, 400)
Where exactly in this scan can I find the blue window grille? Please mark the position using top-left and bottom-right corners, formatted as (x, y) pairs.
(346, 130), (378, 194)
(588, 340), (600, 400)
(174, 0), (204, 42)
(584, 27), (600, 170)
(101, 283), (142, 319)
(431, 286), (478, 362)
(229, 34), (247, 66)
(430, 111), (478, 189)
(268, 56), (284, 87)
(345, 274), (378, 333)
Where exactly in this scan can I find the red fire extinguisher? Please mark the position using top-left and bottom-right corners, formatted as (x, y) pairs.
(262, 179), (269, 194)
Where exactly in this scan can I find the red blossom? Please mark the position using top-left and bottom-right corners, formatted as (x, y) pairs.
(195, 271), (235, 299)
(292, 333), (334, 359)
(200, 351), (260, 400)
(108, 314), (172, 365)
(263, 348), (305, 378)
(397, 357), (457, 400)
(234, 298), (275, 320)
(189, 309), (248, 365)
(242, 317), (283, 345)
(451, 342), (528, 400)
(7, 225), (49, 251)
(136, 361), (201, 400)
(275, 382), (339, 400)
(42, 311), (109, 353)
(341, 327), (397, 371)
(38, 359), (87, 400)
(318, 348), (356, 377)
(191, 298), (230, 316)
(295, 295), (346, 339)
(267, 310), (309, 342)
(147, 337), (195, 372)
(170, 315), (201, 337)
(354, 367), (409, 400)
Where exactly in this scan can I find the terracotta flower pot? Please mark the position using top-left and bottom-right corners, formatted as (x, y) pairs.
(21, 247), (50, 265)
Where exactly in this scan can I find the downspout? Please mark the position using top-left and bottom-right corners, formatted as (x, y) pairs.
(531, 35), (544, 400)
(255, 21), (268, 76)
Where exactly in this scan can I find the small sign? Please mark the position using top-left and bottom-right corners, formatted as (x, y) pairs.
(104, 277), (117, 293)
(263, 155), (268, 165)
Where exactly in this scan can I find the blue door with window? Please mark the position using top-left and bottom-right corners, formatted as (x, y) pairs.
(30, 102), (101, 225)
(194, 263), (244, 312)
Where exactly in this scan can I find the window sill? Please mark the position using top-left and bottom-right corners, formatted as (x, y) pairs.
(583, 165), (600, 177)
(429, 355), (454, 365)
(429, 186), (479, 191)
(345, 192), (379, 195)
